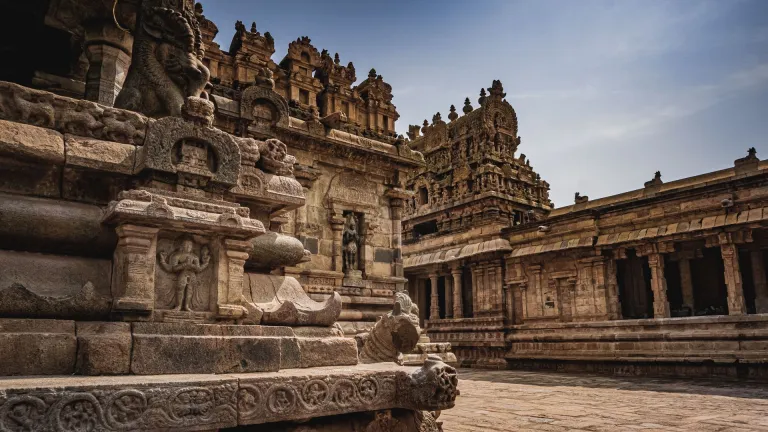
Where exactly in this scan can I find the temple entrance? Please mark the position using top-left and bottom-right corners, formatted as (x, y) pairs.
(690, 247), (728, 315)
(438, 276), (447, 319)
(616, 249), (653, 319)
(462, 266), (474, 318)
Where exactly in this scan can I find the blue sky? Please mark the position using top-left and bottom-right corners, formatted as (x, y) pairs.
(199, 0), (768, 207)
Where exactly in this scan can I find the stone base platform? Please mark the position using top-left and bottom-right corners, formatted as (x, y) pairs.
(505, 315), (768, 379)
(0, 363), (440, 432)
(403, 333), (457, 366)
(0, 319), (358, 376)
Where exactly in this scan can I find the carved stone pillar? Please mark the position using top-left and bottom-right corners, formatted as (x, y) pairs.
(486, 265), (496, 316)
(429, 273), (440, 320)
(390, 197), (405, 281)
(470, 264), (478, 316)
(84, 22), (133, 106)
(329, 213), (345, 273)
(445, 275), (453, 318)
(451, 266), (463, 318)
(721, 241), (747, 315)
(111, 224), (159, 318)
(217, 239), (251, 319)
(751, 249), (768, 313)
(647, 253), (670, 318)
(494, 263), (504, 315)
(678, 257), (695, 309)
(503, 284), (514, 323)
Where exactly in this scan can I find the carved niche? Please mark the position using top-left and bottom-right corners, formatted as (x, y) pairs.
(155, 235), (214, 313)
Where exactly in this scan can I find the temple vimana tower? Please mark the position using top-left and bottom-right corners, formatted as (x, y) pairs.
(0, 8), (765, 432)
(0, 1), (460, 431)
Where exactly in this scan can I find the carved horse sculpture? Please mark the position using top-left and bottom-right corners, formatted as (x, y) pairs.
(115, 2), (210, 118)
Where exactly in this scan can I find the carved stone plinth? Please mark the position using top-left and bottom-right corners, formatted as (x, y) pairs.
(103, 189), (265, 322)
(0, 361), (458, 431)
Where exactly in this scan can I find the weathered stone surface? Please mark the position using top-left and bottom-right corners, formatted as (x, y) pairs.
(0, 118), (64, 163)
(440, 369), (768, 431)
(0, 374), (238, 431)
(76, 322), (132, 375)
(245, 273), (342, 326)
(396, 355), (459, 412)
(280, 337), (302, 370)
(0, 81), (148, 145)
(65, 134), (136, 174)
(114, 2), (209, 118)
(250, 232), (311, 270)
(292, 324), (345, 338)
(0, 192), (116, 256)
(299, 337), (359, 368)
(130, 323), (289, 374)
(359, 292), (421, 365)
(0, 250), (112, 319)
(0, 157), (61, 197)
(0, 318), (76, 375)
(0, 363), (443, 430)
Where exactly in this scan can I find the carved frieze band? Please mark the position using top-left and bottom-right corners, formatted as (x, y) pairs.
(0, 369), (450, 431)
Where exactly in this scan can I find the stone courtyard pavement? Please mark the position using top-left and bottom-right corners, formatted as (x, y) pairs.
(441, 369), (768, 431)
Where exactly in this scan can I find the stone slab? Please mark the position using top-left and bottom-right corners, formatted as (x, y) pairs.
(0, 250), (112, 319)
(64, 134), (136, 174)
(298, 337), (359, 368)
(0, 119), (64, 164)
(0, 363), (441, 431)
(0, 318), (76, 375)
(0, 373), (239, 431)
(131, 323), (287, 375)
(76, 322), (132, 375)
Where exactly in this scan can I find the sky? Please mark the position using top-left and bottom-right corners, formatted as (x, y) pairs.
(198, 0), (768, 208)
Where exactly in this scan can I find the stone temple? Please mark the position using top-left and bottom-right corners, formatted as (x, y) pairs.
(0, 0), (459, 431)
(0, 1), (766, 430)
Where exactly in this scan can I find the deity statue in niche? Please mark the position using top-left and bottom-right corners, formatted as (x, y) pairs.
(158, 238), (211, 311)
(342, 213), (360, 276)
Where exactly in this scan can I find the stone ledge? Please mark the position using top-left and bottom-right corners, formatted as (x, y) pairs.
(0, 363), (440, 431)
(0, 319), (76, 376)
(0, 119), (65, 164)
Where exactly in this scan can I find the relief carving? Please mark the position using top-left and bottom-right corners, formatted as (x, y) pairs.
(343, 213), (361, 277)
(157, 237), (211, 311)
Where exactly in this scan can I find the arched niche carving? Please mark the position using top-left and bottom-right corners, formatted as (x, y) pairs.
(240, 86), (290, 128)
(139, 117), (242, 188)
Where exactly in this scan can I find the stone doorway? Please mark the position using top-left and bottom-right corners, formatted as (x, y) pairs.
(616, 249), (653, 319)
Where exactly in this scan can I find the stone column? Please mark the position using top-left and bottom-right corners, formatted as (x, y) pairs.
(390, 198), (405, 280)
(417, 278), (428, 326)
(647, 253), (671, 318)
(721, 241), (747, 315)
(678, 257), (695, 310)
(84, 22), (133, 106)
(111, 225), (159, 318)
(751, 249), (768, 313)
(217, 239), (251, 319)
(486, 265), (496, 316)
(429, 273), (440, 320)
(504, 284), (514, 323)
(452, 266), (463, 318)
(494, 263), (504, 315)
(329, 213), (345, 273)
(445, 275), (453, 318)
(470, 264), (479, 316)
